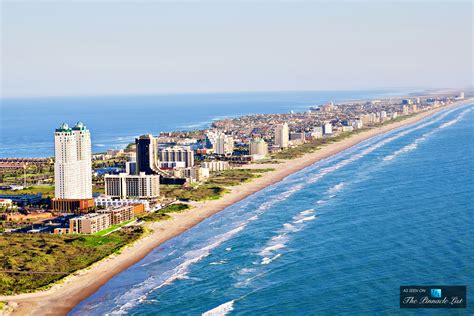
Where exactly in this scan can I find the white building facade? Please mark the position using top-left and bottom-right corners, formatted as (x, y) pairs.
(54, 122), (92, 199)
(105, 172), (160, 199)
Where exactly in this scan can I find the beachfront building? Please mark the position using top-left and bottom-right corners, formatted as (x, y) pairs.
(69, 213), (111, 234)
(310, 126), (323, 139)
(53, 122), (94, 213)
(54, 122), (92, 199)
(323, 123), (333, 135)
(274, 123), (289, 149)
(249, 138), (268, 160)
(97, 206), (134, 225)
(159, 146), (195, 167)
(94, 197), (151, 212)
(105, 172), (160, 199)
(202, 161), (230, 172)
(289, 132), (305, 145)
(173, 166), (210, 182)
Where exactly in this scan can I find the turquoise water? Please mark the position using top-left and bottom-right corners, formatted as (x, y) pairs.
(0, 90), (408, 158)
(71, 103), (474, 315)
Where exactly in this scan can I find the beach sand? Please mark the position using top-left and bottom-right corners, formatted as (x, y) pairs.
(0, 100), (471, 316)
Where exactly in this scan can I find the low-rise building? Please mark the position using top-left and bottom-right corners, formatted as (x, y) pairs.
(173, 166), (210, 182)
(94, 197), (151, 212)
(98, 206), (134, 225)
(69, 213), (111, 234)
(202, 161), (231, 172)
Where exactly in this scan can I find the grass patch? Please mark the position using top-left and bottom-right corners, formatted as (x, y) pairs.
(0, 185), (54, 198)
(160, 185), (228, 201)
(0, 227), (144, 295)
(207, 168), (274, 187)
(95, 219), (135, 236)
(139, 203), (190, 222)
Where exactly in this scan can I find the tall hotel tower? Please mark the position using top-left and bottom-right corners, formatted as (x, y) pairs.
(53, 122), (93, 211)
(274, 123), (289, 149)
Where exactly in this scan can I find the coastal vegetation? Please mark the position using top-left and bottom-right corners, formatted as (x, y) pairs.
(160, 184), (228, 201)
(0, 227), (144, 295)
(207, 168), (274, 186)
(139, 203), (190, 222)
(160, 169), (274, 201)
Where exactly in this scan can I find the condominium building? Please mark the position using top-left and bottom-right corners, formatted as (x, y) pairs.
(97, 206), (134, 225)
(323, 123), (333, 135)
(69, 213), (110, 234)
(94, 197), (151, 212)
(105, 172), (160, 199)
(274, 123), (289, 148)
(206, 131), (234, 155)
(159, 146), (195, 167)
(54, 122), (92, 199)
(202, 161), (230, 172)
(249, 138), (268, 159)
(173, 166), (210, 182)
(135, 134), (160, 175)
(311, 126), (323, 139)
(402, 105), (409, 115)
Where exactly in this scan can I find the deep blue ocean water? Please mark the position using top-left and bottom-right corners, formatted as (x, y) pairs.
(0, 90), (408, 158)
(71, 102), (474, 315)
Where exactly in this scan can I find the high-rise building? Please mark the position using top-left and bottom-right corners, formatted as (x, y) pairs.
(249, 138), (268, 159)
(216, 133), (234, 155)
(105, 172), (160, 199)
(159, 146), (195, 167)
(54, 122), (92, 199)
(135, 134), (160, 175)
(206, 131), (234, 155)
(274, 123), (289, 148)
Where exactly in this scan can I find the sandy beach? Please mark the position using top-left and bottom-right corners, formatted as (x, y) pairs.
(1, 99), (471, 316)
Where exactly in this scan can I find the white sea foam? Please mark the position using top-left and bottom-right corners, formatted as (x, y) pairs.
(259, 243), (286, 256)
(202, 300), (235, 316)
(261, 254), (282, 265)
(210, 260), (227, 265)
(439, 108), (472, 129)
(293, 215), (316, 224)
(306, 106), (467, 184)
(110, 225), (246, 314)
(328, 182), (345, 194)
(384, 108), (472, 161)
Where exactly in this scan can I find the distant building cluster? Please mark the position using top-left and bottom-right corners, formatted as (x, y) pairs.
(1, 92), (465, 235)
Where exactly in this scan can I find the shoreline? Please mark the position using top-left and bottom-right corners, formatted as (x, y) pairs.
(1, 99), (472, 315)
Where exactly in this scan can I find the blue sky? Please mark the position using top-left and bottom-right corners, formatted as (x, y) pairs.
(1, 1), (472, 97)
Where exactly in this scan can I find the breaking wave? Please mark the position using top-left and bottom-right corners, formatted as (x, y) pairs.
(202, 300), (235, 316)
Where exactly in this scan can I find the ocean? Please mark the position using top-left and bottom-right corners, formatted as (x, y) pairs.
(0, 90), (408, 158)
(70, 102), (474, 314)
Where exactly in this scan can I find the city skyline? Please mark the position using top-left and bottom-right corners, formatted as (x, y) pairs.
(1, 1), (472, 98)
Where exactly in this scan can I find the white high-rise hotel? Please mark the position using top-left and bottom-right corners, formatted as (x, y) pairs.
(54, 122), (92, 199)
